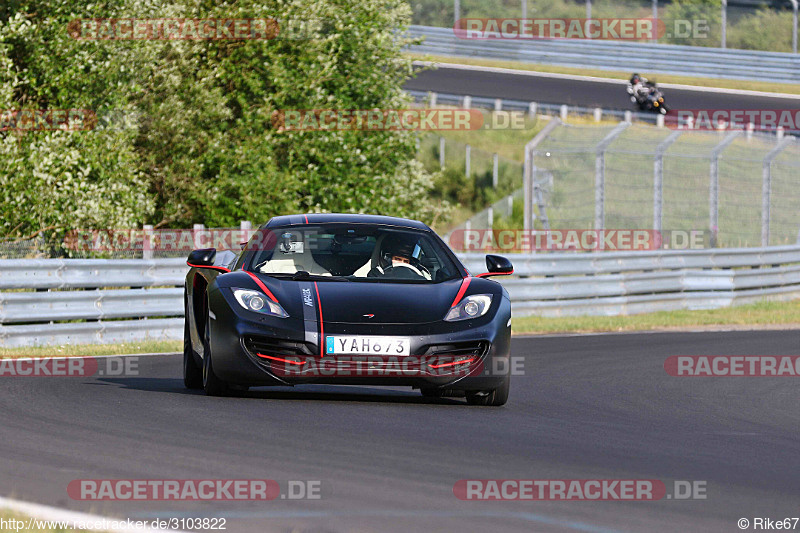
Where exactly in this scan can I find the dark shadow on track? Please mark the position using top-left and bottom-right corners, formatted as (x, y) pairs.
(96, 377), (466, 405)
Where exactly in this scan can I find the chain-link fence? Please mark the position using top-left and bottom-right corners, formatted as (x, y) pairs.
(528, 122), (800, 247)
(418, 133), (525, 230)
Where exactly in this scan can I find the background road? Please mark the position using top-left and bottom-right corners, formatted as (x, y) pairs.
(405, 64), (800, 111)
(1, 330), (798, 532)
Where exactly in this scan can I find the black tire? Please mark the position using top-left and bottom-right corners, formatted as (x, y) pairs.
(465, 374), (510, 407)
(202, 309), (228, 397)
(183, 316), (203, 389)
(183, 295), (203, 390)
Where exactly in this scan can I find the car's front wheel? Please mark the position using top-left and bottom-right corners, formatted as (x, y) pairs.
(202, 309), (228, 397)
(183, 298), (203, 389)
(465, 373), (510, 406)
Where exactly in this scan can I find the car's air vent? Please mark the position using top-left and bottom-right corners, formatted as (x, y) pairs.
(244, 336), (315, 358)
(422, 341), (489, 358)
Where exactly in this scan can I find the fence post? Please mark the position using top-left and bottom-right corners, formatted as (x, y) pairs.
(761, 137), (794, 246)
(792, 0), (799, 53)
(463, 95), (471, 109)
(651, 0), (658, 43)
(494, 98), (502, 112)
(721, 0), (727, 48)
(492, 153), (499, 188)
(439, 136), (446, 170)
(240, 220), (252, 250)
(454, 0), (460, 25)
(653, 131), (682, 233)
(709, 131), (740, 247)
(560, 105), (568, 121)
(528, 102), (538, 119)
(142, 225), (154, 260)
(465, 144), (471, 178)
(524, 119), (562, 232)
(593, 108), (602, 122)
(429, 91), (438, 107)
(586, 0), (592, 20)
(192, 223), (206, 251)
(594, 122), (630, 230)
(487, 207), (494, 230)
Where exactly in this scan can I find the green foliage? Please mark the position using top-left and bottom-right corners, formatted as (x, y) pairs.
(429, 158), (519, 213)
(0, 0), (442, 253)
(727, 8), (795, 53)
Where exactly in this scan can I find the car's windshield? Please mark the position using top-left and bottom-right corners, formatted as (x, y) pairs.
(247, 224), (461, 283)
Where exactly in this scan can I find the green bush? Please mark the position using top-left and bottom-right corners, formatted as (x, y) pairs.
(0, 0), (445, 254)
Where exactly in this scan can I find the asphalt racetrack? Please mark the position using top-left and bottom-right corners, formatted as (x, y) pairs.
(1, 329), (798, 532)
(405, 64), (800, 111)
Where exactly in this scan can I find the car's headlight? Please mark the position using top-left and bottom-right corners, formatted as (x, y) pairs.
(231, 288), (289, 318)
(444, 294), (492, 322)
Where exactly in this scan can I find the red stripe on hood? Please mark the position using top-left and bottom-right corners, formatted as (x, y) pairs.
(244, 271), (279, 303)
(450, 277), (472, 308)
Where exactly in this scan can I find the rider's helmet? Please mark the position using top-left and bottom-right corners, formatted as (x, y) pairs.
(630, 73), (641, 84)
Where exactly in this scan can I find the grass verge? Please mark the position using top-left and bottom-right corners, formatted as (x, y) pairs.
(408, 53), (800, 96)
(513, 299), (800, 335)
(0, 340), (182, 359)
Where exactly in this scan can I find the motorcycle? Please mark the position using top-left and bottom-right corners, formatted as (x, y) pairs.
(626, 80), (669, 115)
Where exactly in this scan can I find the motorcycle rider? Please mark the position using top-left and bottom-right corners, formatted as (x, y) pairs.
(628, 73), (652, 104)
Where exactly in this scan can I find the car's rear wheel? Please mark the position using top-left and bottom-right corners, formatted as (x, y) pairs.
(183, 315), (203, 390)
(202, 309), (228, 397)
(465, 374), (510, 406)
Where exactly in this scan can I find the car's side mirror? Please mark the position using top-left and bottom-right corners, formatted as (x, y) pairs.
(477, 255), (513, 277)
(187, 248), (216, 267)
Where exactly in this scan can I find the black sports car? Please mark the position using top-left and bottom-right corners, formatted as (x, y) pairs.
(183, 214), (514, 406)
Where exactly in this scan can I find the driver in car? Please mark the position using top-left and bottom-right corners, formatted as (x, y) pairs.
(368, 234), (431, 280)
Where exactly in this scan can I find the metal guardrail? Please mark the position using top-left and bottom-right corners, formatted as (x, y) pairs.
(461, 244), (800, 316)
(1, 246), (799, 346)
(407, 25), (800, 83)
(0, 259), (186, 348)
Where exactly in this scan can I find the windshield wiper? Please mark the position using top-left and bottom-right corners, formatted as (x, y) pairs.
(294, 271), (350, 282)
(258, 271), (349, 282)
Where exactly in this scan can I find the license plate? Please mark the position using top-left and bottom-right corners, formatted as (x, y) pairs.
(326, 336), (410, 356)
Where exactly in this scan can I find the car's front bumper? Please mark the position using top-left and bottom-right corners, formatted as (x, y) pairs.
(207, 287), (512, 391)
